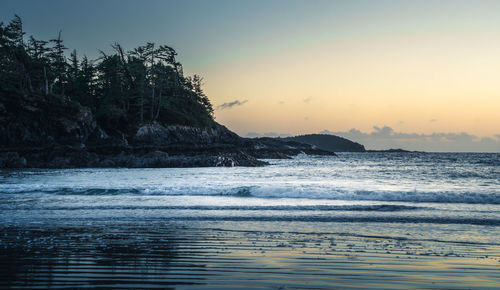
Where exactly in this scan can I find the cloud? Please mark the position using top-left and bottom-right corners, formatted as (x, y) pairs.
(303, 97), (312, 103)
(430, 119), (437, 122)
(320, 126), (500, 152)
(216, 99), (248, 110)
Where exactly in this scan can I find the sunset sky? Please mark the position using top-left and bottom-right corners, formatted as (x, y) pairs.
(2, 0), (500, 151)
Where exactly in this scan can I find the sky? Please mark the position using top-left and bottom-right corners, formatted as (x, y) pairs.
(2, 0), (500, 151)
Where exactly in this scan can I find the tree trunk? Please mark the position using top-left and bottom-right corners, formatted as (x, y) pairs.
(154, 87), (162, 121)
(26, 72), (33, 93)
(140, 77), (144, 124)
(150, 86), (155, 122)
(24, 64), (33, 93)
(60, 72), (65, 95)
(150, 46), (155, 122)
(43, 66), (48, 96)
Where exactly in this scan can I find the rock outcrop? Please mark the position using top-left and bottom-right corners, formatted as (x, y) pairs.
(133, 122), (242, 147)
(0, 152), (27, 168)
(0, 100), (335, 168)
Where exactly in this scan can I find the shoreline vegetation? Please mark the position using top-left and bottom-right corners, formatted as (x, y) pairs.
(0, 16), (335, 168)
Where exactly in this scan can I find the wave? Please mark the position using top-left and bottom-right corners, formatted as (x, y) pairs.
(193, 216), (500, 226)
(4, 214), (496, 226)
(447, 171), (492, 179)
(0, 204), (425, 212)
(2, 185), (499, 205)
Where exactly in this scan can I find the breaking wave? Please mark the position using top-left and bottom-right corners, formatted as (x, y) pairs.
(2, 185), (499, 204)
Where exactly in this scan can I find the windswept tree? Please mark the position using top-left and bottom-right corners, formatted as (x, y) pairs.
(1, 15), (216, 132)
(78, 55), (95, 107)
(0, 15), (32, 93)
(49, 31), (67, 95)
(27, 36), (51, 95)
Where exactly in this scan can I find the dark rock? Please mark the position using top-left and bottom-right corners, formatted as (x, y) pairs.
(99, 150), (267, 168)
(0, 152), (27, 168)
(133, 122), (242, 147)
(24, 149), (100, 168)
(242, 137), (337, 158)
(99, 158), (116, 168)
(0, 101), (106, 149)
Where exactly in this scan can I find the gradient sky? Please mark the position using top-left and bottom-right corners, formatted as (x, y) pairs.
(2, 0), (500, 151)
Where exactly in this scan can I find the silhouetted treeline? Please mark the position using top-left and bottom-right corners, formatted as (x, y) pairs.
(0, 15), (214, 132)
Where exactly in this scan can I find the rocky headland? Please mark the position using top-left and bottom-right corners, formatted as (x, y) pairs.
(0, 100), (335, 169)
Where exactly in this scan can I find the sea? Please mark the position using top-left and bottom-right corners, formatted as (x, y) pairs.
(1, 152), (499, 288)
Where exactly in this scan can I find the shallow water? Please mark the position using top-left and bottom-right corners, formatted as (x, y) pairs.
(1, 152), (499, 288)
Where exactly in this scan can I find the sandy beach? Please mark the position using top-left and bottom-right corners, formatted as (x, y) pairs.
(1, 221), (499, 289)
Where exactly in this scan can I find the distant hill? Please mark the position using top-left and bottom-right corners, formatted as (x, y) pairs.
(366, 148), (424, 153)
(282, 134), (366, 152)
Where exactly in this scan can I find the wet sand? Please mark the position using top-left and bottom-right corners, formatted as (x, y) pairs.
(1, 221), (499, 289)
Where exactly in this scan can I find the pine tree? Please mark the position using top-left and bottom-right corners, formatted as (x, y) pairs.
(49, 30), (67, 95)
(27, 36), (51, 95)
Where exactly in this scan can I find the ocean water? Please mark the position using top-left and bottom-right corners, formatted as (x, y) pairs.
(1, 152), (499, 288)
(1, 152), (499, 241)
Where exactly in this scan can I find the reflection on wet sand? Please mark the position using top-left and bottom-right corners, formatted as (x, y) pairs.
(1, 224), (203, 288)
(1, 222), (499, 289)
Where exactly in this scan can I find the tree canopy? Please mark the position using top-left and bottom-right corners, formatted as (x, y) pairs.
(0, 15), (215, 133)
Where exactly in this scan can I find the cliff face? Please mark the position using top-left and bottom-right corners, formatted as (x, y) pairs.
(0, 99), (335, 168)
(133, 123), (242, 147)
(0, 98), (107, 149)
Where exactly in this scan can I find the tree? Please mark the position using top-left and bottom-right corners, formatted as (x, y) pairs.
(27, 36), (51, 95)
(79, 55), (95, 108)
(1, 15), (216, 131)
(49, 30), (67, 95)
(0, 15), (33, 93)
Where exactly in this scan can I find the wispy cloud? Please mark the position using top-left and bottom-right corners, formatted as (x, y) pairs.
(216, 99), (248, 110)
(303, 97), (312, 103)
